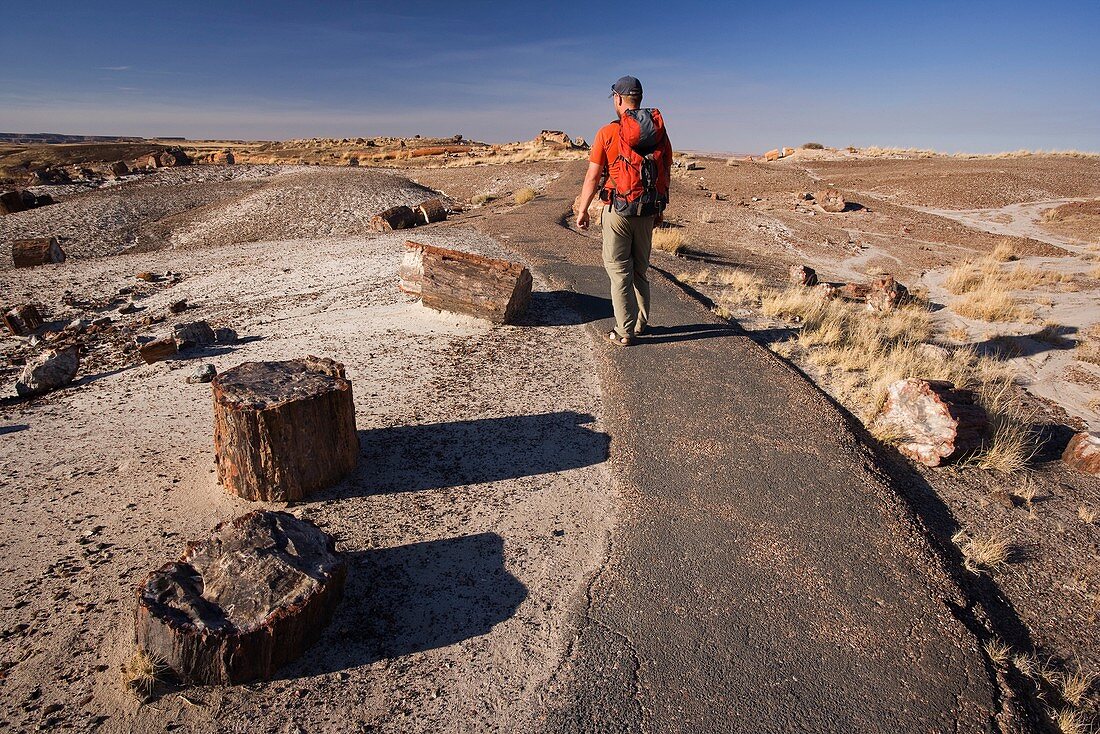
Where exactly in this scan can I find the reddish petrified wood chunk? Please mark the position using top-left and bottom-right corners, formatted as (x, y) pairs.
(12, 237), (66, 268)
(789, 265), (819, 287)
(370, 205), (418, 232)
(1063, 432), (1100, 476)
(873, 379), (989, 466)
(135, 510), (346, 685)
(212, 357), (358, 502)
(814, 188), (847, 213)
(139, 337), (178, 364)
(400, 240), (532, 324)
(866, 276), (910, 312)
(416, 198), (447, 224)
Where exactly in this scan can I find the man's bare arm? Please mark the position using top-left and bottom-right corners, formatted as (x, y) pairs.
(574, 161), (603, 230)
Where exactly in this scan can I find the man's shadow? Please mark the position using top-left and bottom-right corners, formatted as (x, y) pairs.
(332, 410), (609, 497)
(281, 533), (526, 677)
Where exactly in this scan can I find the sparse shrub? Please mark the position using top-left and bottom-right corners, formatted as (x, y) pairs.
(992, 240), (1019, 261)
(652, 227), (685, 255)
(983, 639), (1012, 668)
(471, 193), (496, 206)
(513, 187), (536, 205)
(1075, 337), (1100, 365)
(1053, 708), (1086, 734)
(1079, 505), (1098, 524)
(715, 270), (765, 305)
(801, 142), (825, 150)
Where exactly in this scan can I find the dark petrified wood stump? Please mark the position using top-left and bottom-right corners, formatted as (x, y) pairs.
(212, 357), (358, 501)
(4, 304), (44, 335)
(12, 237), (66, 268)
(0, 190), (27, 215)
(135, 510), (346, 685)
(400, 240), (532, 324)
(416, 198), (447, 224)
(370, 205), (418, 232)
(872, 378), (989, 466)
(1063, 432), (1100, 476)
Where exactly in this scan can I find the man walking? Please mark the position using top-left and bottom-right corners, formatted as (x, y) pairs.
(575, 75), (672, 346)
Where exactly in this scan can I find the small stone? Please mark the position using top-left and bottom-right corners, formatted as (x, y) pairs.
(15, 345), (80, 397)
(168, 300), (188, 314)
(118, 302), (138, 314)
(187, 364), (217, 384)
(172, 321), (216, 350)
(1063, 432), (1100, 476)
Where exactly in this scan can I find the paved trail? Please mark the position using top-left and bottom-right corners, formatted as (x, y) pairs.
(477, 163), (1000, 733)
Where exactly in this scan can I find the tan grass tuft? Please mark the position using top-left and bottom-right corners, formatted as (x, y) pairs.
(1057, 669), (1095, 708)
(952, 529), (1012, 573)
(952, 285), (1035, 323)
(652, 227), (685, 255)
(513, 187), (536, 205)
(1076, 339), (1100, 365)
(983, 639), (1012, 668)
(992, 240), (1020, 262)
(1052, 708), (1087, 734)
(1079, 506), (1098, 524)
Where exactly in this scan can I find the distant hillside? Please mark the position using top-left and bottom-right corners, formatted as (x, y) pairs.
(0, 132), (150, 144)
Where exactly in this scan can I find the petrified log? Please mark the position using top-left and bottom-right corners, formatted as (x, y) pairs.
(370, 205), (418, 232)
(0, 190), (26, 215)
(866, 276), (910, 312)
(764, 149), (781, 162)
(1063, 432), (1100, 476)
(110, 160), (129, 177)
(135, 510), (346, 685)
(139, 337), (178, 364)
(212, 357), (358, 502)
(416, 198), (447, 224)
(873, 379), (989, 466)
(783, 147), (795, 157)
(12, 237), (66, 268)
(814, 188), (847, 213)
(789, 265), (819, 287)
(16, 345), (79, 397)
(839, 282), (871, 301)
(400, 240), (532, 324)
(4, 304), (44, 336)
(398, 242), (424, 295)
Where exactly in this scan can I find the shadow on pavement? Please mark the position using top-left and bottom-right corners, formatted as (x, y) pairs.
(283, 533), (526, 676)
(518, 290), (613, 326)
(336, 410), (609, 496)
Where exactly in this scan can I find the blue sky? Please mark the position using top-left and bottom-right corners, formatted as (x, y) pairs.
(2, 1), (1098, 152)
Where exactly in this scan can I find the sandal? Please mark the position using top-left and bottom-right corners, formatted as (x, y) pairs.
(608, 330), (633, 347)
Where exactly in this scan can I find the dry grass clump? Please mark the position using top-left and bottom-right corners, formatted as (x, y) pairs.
(652, 227), (685, 255)
(992, 240), (1020, 262)
(1052, 708), (1088, 734)
(1079, 506), (1098, 524)
(952, 529), (1013, 573)
(1076, 336), (1100, 365)
(946, 257), (1063, 296)
(121, 649), (170, 699)
(983, 639), (1012, 668)
(513, 187), (536, 205)
(952, 285), (1035, 323)
(471, 193), (497, 206)
(715, 270), (765, 306)
(801, 142), (825, 150)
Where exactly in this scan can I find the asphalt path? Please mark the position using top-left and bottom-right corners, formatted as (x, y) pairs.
(476, 163), (999, 734)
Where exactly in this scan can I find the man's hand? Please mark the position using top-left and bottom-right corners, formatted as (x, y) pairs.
(576, 209), (590, 230)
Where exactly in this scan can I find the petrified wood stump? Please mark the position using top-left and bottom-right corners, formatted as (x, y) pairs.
(416, 198), (447, 224)
(789, 264), (818, 287)
(873, 379), (989, 466)
(400, 240), (532, 324)
(370, 205), (418, 232)
(866, 275), (910, 312)
(135, 510), (346, 685)
(12, 237), (66, 268)
(1063, 432), (1100, 476)
(212, 357), (358, 501)
(4, 304), (43, 335)
(814, 188), (847, 213)
(0, 190), (26, 215)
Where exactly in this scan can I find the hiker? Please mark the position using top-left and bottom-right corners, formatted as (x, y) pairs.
(574, 75), (673, 346)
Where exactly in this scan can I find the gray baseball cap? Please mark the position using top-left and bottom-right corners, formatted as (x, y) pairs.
(609, 75), (643, 98)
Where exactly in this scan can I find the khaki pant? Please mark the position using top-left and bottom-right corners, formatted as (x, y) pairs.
(601, 206), (654, 338)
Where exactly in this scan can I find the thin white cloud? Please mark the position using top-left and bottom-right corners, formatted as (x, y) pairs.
(99, 65), (131, 71)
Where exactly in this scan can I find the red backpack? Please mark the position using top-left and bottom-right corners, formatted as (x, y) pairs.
(606, 108), (670, 216)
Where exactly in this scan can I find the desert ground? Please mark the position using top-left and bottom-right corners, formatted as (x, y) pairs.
(1, 137), (1099, 732)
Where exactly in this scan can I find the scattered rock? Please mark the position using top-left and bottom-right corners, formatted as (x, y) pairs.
(684, 161), (700, 171)
(764, 149), (780, 162)
(213, 327), (238, 344)
(172, 321), (216, 350)
(12, 237), (66, 268)
(1063, 432), (1100, 476)
(798, 192), (814, 201)
(789, 265), (819, 287)
(168, 299), (188, 314)
(135, 510), (346, 685)
(136, 272), (158, 282)
(839, 282), (871, 301)
(816, 282), (840, 299)
(814, 189), (847, 213)
(187, 364), (217, 384)
(0, 189), (26, 215)
(4, 304), (44, 336)
(873, 379), (989, 467)
(915, 343), (951, 361)
(782, 147), (795, 157)
(109, 161), (129, 177)
(536, 130), (572, 146)
(15, 345), (80, 397)
(118, 301), (138, 314)
(415, 198), (447, 225)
